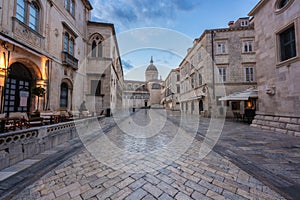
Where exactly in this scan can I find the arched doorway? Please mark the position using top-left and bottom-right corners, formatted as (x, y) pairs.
(60, 83), (68, 108)
(4, 63), (32, 114)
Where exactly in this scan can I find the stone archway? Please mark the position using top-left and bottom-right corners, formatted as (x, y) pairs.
(60, 78), (73, 110)
(4, 62), (34, 114)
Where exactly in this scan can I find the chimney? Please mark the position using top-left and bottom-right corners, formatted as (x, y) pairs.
(228, 21), (234, 27)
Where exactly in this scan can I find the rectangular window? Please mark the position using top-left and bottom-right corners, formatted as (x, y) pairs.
(245, 67), (254, 82)
(177, 85), (180, 93)
(218, 68), (226, 83)
(177, 74), (180, 81)
(216, 42), (226, 54)
(243, 40), (253, 53)
(91, 80), (101, 96)
(279, 25), (296, 61)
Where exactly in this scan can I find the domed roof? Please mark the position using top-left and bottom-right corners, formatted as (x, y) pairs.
(146, 57), (158, 72)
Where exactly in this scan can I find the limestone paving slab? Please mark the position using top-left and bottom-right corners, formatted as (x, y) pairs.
(10, 110), (285, 200)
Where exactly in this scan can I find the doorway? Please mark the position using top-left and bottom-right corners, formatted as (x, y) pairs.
(199, 99), (203, 114)
(4, 63), (32, 114)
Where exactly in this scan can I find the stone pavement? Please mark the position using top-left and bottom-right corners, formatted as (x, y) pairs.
(4, 109), (288, 200)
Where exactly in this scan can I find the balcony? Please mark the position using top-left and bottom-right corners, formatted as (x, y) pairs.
(62, 51), (78, 70)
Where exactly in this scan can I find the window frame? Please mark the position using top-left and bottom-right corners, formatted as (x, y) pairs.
(63, 31), (76, 56)
(242, 40), (254, 53)
(16, 0), (40, 32)
(216, 42), (226, 55)
(244, 66), (255, 82)
(278, 24), (296, 62)
(218, 67), (227, 83)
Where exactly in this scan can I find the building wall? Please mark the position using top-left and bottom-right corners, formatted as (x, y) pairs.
(179, 17), (256, 117)
(164, 69), (180, 110)
(0, 0), (91, 113)
(86, 22), (123, 115)
(0, 0), (123, 116)
(249, 0), (300, 135)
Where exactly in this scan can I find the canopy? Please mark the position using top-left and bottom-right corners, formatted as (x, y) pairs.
(219, 87), (258, 101)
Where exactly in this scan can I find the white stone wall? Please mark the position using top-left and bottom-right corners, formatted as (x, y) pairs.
(249, 0), (300, 134)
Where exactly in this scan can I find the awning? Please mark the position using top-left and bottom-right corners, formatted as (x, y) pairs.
(219, 87), (258, 101)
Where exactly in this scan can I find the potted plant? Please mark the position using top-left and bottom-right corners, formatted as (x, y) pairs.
(32, 86), (46, 116)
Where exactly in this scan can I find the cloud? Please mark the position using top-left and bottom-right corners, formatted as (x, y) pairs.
(122, 59), (135, 72)
(90, 0), (200, 31)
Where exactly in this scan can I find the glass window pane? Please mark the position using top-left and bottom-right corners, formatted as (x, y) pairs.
(64, 33), (69, 52)
(16, 0), (25, 22)
(69, 38), (74, 55)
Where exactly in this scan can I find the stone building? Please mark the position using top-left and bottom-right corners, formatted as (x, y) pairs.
(179, 17), (256, 117)
(123, 58), (163, 109)
(164, 68), (180, 110)
(0, 0), (123, 116)
(249, 0), (300, 135)
(86, 22), (123, 116)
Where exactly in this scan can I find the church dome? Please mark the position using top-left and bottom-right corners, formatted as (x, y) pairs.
(146, 57), (158, 72)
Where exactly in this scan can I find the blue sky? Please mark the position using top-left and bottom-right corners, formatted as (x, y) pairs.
(90, 0), (260, 80)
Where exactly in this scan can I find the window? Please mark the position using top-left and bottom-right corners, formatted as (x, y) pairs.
(241, 20), (249, 27)
(177, 74), (180, 81)
(91, 80), (101, 96)
(243, 40), (253, 53)
(198, 73), (202, 85)
(191, 101), (194, 111)
(16, 0), (40, 32)
(218, 68), (226, 83)
(279, 25), (296, 61)
(63, 32), (75, 56)
(177, 85), (180, 93)
(60, 83), (68, 108)
(191, 76), (195, 89)
(65, 0), (75, 16)
(216, 42), (226, 54)
(245, 67), (255, 82)
(91, 35), (103, 58)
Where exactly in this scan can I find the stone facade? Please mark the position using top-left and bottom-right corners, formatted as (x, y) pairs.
(179, 17), (256, 117)
(164, 68), (180, 110)
(249, 0), (300, 135)
(86, 22), (123, 116)
(123, 59), (163, 109)
(0, 0), (123, 116)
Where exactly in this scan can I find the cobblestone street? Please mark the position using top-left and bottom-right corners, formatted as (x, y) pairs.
(6, 109), (291, 200)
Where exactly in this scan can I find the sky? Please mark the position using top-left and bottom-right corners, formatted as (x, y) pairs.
(89, 0), (260, 81)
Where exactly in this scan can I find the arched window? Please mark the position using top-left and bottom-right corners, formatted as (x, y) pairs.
(16, 0), (40, 32)
(90, 34), (103, 58)
(60, 83), (68, 108)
